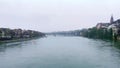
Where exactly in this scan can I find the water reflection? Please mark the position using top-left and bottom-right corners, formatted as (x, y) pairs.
(0, 37), (120, 68)
(0, 39), (39, 53)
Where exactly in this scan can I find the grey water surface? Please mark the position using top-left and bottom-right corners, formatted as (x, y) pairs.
(0, 36), (120, 68)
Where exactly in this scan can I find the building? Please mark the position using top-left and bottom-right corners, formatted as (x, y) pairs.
(110, 15), (114, 24)
(96, 15), (115, 29)
(108, 19), (120, 38)
(0, 28), (12, 40)
(96, 23), (110, 29)
(12, 29), (23, 38)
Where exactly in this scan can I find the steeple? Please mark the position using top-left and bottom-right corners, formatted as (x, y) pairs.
(110, 15), (114, 24)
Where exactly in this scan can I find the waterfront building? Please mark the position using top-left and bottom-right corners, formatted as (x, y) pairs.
(110, 15), (114, 24)
(96, 23), (110, 29)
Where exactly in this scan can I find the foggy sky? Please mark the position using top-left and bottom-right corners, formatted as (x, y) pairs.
(0, 0), (120, 32)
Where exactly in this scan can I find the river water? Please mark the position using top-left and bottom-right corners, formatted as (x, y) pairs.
(0, 36), (120, 68)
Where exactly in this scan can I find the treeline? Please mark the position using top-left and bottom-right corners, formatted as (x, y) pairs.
(47, 30), (81, 36)
(0, 28), (45, 40)
(81, 27), (113, 40)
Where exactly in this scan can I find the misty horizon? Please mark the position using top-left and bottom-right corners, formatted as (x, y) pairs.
(0, 0), (120, 32)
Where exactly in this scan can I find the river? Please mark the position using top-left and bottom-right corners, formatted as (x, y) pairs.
(0, 36), (120, 68)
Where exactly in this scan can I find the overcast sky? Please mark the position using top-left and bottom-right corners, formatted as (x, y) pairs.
(0, 0), (120, 32)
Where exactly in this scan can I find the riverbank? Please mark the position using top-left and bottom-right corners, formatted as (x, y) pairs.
(80, 27), (114, 40)
(0, 28), (46, 44)
(0, 36), (45, 44)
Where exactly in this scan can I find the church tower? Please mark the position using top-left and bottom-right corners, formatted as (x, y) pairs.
(110, 15), (114, 24)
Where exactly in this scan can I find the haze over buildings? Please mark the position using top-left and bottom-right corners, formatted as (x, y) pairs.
(0, 0), (120, 32)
